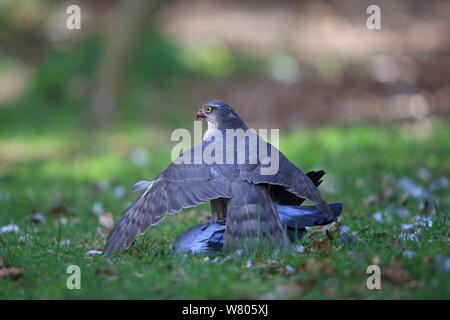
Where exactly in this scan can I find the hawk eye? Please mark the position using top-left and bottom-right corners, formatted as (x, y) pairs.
(205, 106), (212, 113)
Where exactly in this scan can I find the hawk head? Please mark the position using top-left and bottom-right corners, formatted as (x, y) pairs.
(196, 100), (246, 130)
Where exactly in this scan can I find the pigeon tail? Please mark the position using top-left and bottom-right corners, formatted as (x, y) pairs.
(274, 202), (343, 242)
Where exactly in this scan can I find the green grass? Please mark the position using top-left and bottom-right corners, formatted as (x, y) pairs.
(0, 119), (448, 299)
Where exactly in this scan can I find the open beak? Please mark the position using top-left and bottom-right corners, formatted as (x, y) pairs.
(196, 109), (207, 119)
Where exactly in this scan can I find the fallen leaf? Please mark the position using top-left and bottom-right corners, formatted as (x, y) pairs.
(310, 239), (331, 253)
(132, 248), (143, 259)
(382, 261), (414, 284)
(304, 258), (334, 275)
(97, 211), (114, 237)
(397, 192), (410, 206)
(355, 225), (370, 235)
(325, 285), (337, 299)
(25, 212), (46, 224)
(363, 195), (378, 207)
(95, 265), (118, 276)
(49, 201), (70, 215)
(0, 267), (25, 280)
(326, 222), (342, 234)
(98, 212), (114, 229)
(259, 282), (304, 299)
(420, 199), (434, 215)
(325, 229), (334, 241)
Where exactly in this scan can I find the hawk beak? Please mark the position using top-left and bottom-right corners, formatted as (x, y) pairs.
(196, 109), (207, 119)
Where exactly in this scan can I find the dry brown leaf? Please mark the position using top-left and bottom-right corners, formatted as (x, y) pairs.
(97, 211), (114, 237)
(310, 238), (331, 254)
(25, 212), (46, 224)
(132, 248), (142, 259)
(98, 211), (114, 229)
(304, 258), (334, 275)
(49, 202), (70, 215)
(95, 265), (118, 276)
(422, 199), (433, 214)
(354, 225), (370, 235)
(0, 267), (25, 280)
(363, 194), (378, 207)
(325, 229), (334, 241)
(382, 261), (414, 284)
(397, 192), (410, 206)
(382, 187), (394, 200)
(325, 285), (337, 299)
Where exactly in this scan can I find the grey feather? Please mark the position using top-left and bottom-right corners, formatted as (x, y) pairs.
(130, 180), (153, 192)
(171, 223), (226, 255)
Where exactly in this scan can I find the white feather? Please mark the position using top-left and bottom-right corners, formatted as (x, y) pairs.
(204, 120), (218, 140)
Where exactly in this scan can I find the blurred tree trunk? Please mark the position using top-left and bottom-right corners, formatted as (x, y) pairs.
(89, 0), (165, 127)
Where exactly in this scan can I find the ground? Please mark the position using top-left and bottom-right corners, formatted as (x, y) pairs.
(0, 120), (448, 299)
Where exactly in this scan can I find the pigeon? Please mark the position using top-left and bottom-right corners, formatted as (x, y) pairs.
(104, 101), (339, 256)
(171, 204), (343, 255)
(171, 170), (343, 255)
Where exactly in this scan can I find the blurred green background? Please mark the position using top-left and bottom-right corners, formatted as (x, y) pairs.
(0, 0), (449, 299)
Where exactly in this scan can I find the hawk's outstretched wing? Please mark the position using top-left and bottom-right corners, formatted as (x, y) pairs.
(103, 143), (233, 257)
(239, 137), (337, 220)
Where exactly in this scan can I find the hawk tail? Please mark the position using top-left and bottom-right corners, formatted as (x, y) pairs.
(224, 180), (288, 251)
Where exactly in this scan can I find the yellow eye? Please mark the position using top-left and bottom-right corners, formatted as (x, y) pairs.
(205, 106), (212, 113)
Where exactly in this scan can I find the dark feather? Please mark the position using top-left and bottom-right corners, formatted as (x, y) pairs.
(269, 170), (325, 205)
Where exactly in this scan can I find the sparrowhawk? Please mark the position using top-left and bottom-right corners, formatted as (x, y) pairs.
(104, 101), (339, 256)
